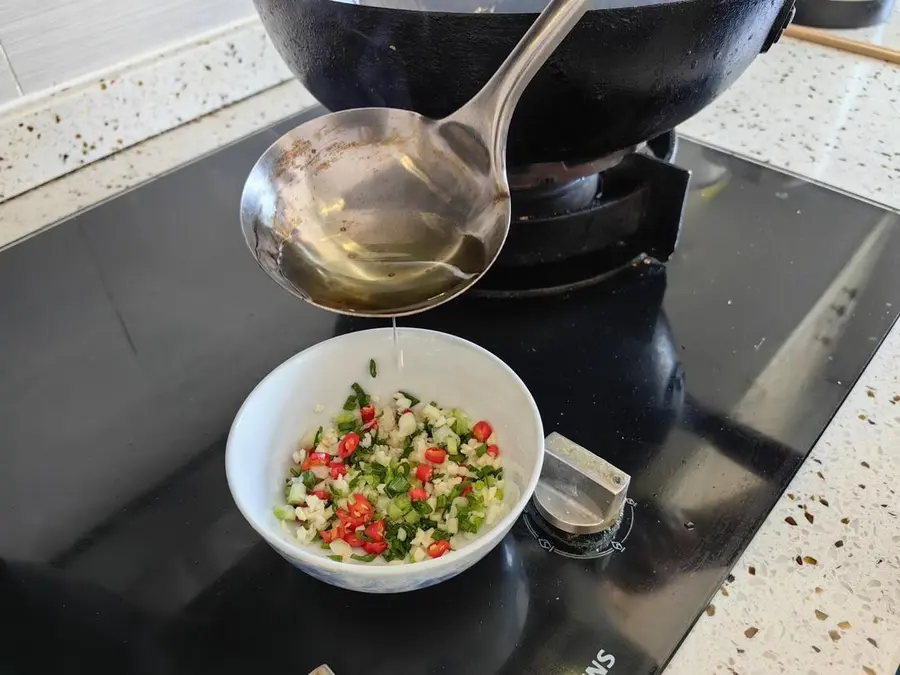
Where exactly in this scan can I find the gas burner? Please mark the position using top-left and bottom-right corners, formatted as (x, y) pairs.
(507, 146), (639, 191)
(473, 131), (689, 298)
(511, 174), (601, 219)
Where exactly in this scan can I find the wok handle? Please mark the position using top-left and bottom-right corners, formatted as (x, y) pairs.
(453, 0), (590, 170)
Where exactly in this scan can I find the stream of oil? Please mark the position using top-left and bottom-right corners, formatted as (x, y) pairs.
(392, 316), (404, 371)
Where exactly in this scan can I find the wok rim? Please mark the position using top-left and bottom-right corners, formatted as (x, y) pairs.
(305, 0), (699, 15)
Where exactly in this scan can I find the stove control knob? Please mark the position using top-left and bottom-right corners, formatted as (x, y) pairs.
(533, 432), (631, 536)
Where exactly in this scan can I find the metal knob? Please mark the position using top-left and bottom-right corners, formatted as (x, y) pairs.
(533, 432), (631, 535)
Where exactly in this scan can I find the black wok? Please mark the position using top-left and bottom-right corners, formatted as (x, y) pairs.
(253, 0), (795, 166)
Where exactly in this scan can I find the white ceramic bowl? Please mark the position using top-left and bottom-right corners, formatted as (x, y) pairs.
(226, 327), (543, 593)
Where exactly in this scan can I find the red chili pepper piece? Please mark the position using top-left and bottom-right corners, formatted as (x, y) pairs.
(424, 447), (446, 464)
(472, 421), (492, 443)
(363, 540), (388, 556)
(427, 540), (451, 558)
(338, 432), (360, 459)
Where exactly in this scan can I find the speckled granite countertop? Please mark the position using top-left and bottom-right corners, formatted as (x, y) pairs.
(0, 30), (897, 675)
(670, 37), (900, 675)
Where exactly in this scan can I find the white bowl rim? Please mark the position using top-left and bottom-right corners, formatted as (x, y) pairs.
(225, 326), (544, 578)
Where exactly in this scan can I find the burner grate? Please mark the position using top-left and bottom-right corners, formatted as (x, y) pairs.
(473, 134), (690, 298)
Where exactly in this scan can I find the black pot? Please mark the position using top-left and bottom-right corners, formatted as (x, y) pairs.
(794, 0), (894, 28)
(253, 0), (796, 166)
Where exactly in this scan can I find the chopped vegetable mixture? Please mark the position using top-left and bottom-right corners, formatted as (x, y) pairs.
(273, 373), (505, 564)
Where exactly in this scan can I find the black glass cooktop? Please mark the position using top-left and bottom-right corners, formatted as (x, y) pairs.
(2, 110), (900, 675)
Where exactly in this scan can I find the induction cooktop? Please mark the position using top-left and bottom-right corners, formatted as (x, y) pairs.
(1, 109), (899, 675)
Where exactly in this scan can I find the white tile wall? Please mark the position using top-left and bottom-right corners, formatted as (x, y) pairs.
(0, 0), (256, 94)
(0, 45), (21, 105)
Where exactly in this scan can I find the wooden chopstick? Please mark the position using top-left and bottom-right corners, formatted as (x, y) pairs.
(784, 24), (900, 65)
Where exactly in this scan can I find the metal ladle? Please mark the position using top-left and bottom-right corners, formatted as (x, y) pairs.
(240, 0), (589, 316)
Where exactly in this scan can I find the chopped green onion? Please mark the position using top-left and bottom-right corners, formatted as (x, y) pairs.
(352, 553), (377, 562)
(496, 488), (504, 500)
(342, 396), (357, 411)
(348, 450), (371, 467)
(412, 500), (433, 515)
(335, 411), (356, 425)
(432, 529), (450, 541)
(387, 494), (412, 520)
(369, 359), (377, 378)
(451, 408), (473, 436)
(401, 438), (414, 459)
(449, 482), (469, 501)
(474, 480), (486, 491)
(478, 465), (500, 479)
(321, 541), (331, 549)
(313, 425), (324, 446)
(351, 382), (370, 406)
(301, 470), (317, 490)
(385, 475), (411, 497)
(459, 514), (478, 533)
(475, 443), (488, 457)
(328, 555), (343, 562)
(289, 466), (302, 477)
(420, 517), (439, 530)
(338, 420), (360, 433)
(273, 505), (296, 520)
(395, 462), (410, 476)
(399, 391), (420, 406)
(404, 509), (421, 525)
(436, 495), (449, 510)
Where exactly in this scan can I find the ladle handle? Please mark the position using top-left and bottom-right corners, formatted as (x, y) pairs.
(458, 0), (590, 171)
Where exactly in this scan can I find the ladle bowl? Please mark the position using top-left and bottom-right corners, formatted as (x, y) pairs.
(240, 0), (588, 316)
